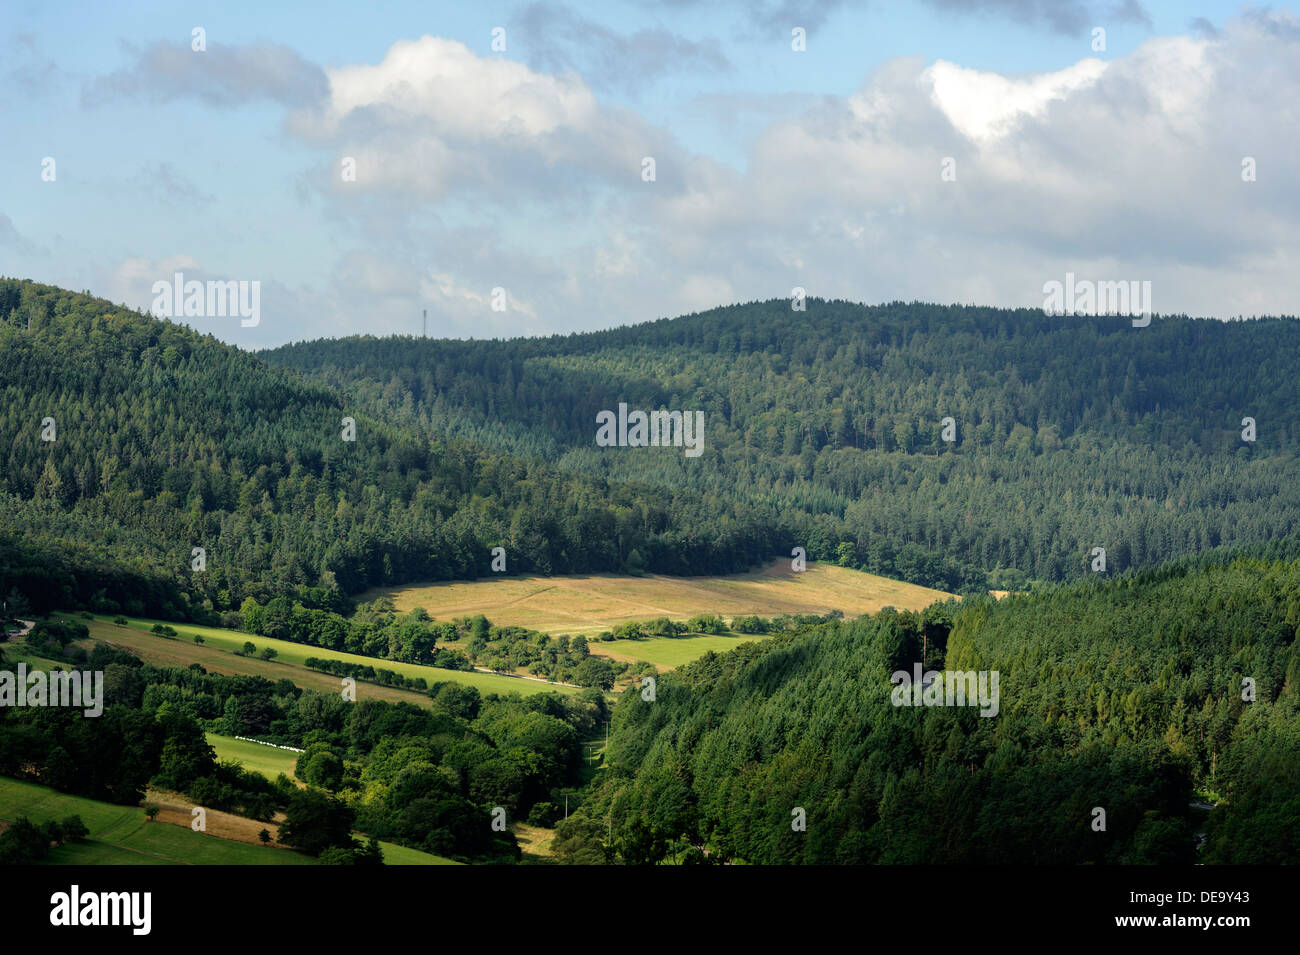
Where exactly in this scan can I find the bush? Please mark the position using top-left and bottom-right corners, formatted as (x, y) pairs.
(685, 614), (727, 634)
(0, 818), (53, 864)
(60, 815), (89, 841)
(527, 801), (561, 827)
(317, 846), (356, 865)
(31, 619), (89, 648)
(150, 623), (178, 638)
(194, 635), (204, 644)
(113, 616), (128, 626)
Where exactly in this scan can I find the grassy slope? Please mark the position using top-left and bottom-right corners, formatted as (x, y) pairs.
(206, 733), (300, 782)
(0, 777), (313, 865)
(88, 615), (580, 698)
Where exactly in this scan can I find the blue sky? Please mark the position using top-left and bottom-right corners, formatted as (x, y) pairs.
(1, 1), (1294, 346)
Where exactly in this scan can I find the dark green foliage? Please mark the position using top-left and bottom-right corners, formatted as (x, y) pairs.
(573, 542), (1300, 864)
(0, 280), (783, 622)
(268, 298), (1300, 591)
(317, 837), (383, 865)
(59, 814), (88, 841)
(0, 705), (165, 804)
(0, 817), (58, 864)
(277, 788), (355, 856)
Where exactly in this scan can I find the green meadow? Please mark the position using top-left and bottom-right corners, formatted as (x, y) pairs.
(0, 777), (312, 865)
(207, 733), (300, 782)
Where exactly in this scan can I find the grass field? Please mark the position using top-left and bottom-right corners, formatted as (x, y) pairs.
(377, 841), (462, 865)
(86, 615), (581, 698)
(207, 733), (300, 781)
(363, 560), (952, 638)
(0, 777), (313, 865)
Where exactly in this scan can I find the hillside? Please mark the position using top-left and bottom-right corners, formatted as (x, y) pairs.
(0, 279), (787, 620)
(267, 300), (1300, 591)
(561, 536), (1300, 864)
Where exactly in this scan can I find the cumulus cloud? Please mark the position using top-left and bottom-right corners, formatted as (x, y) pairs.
(69, 10), (1300, 343)
(289, 34), (701, 209)
(619, 11), (1300, 320)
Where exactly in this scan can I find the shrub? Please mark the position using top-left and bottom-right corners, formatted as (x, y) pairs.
(60, 815), (89, 841)
(527, 801), (561, 827)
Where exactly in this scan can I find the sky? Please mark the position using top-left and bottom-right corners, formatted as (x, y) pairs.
(1, 0), (1296, 347)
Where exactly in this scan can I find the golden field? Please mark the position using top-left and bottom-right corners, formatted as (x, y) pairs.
(362, 560), (953, 637)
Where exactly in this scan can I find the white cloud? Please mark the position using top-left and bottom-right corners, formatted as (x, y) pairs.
(921, 57), (1108, 143)
(291, 36), (673, 202)
(72, 12), (1300, 345)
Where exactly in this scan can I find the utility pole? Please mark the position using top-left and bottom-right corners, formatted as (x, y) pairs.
(422, 309), (427, 338)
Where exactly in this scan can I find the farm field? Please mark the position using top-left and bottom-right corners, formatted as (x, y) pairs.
(0, 777), (312, 865)
(86, 615), (581, 698)
(364, 560), (953, 637)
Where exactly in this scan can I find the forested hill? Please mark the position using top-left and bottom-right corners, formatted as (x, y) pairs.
(0, 279), (786, 618)
(266, 299), (1300, 590)
(561, 535), (1300, 864)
